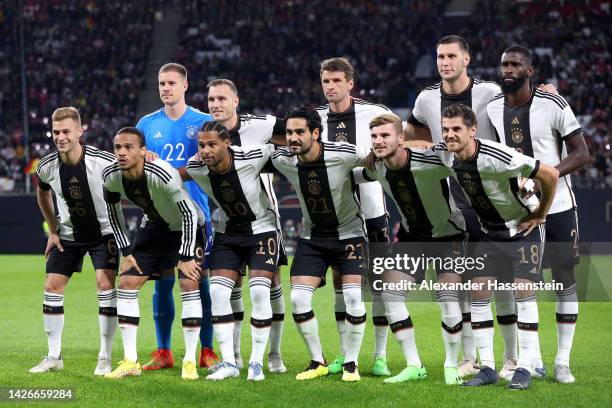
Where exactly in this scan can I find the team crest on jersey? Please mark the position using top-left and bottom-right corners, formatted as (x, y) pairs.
(186, 125), (199, 140)
(220, 180), (236, 202)
(306, 171), (322, 194)
(68, 176), (83, 200)
(511, 130), (523, 144)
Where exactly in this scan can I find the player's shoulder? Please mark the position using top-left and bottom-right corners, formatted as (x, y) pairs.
(231, 144), (268, 160)
(473, 78), (502, 94)
(478, 139), (514, 165)
(144, 159), (176, 184)
(137, 108), (164, 126)
(240, 113), (275, 127)
(419, 81), (443, 95)
(486, 92), (506, 109)
(533, 89), (569, 110)
(187, 106), (213, 120)
(101, 161), (121, 183)
(410, 148), (445, 166)
(353, 98), (391, 112)
(321, 140), (357, 154)
(36, 151), (59, 173)
(272, 146), (293, 160)
(84, 145), (115, 163)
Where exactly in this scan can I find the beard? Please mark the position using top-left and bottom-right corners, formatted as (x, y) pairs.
(500, 74), (528, 94)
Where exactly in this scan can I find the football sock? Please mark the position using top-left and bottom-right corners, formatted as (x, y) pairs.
(437, 290), (462, 368)
(291, 284), (323, 363)
(494, 289), (518, 360)
(97, 289), (117, 359)
(153, 277), (175, 350)
(384, 296), (421, 367)
(460, 290), (477, 361)
(249, 277), (272, 364)
(516, 295), (539, 370)
(371, 292), (389, 358)
(230, 286), (244, 358)
(269, 284), (285, 356)
(181, 290), (202, 363)
(43, 291), (64, 359)
(343, 283), (366, 365)
(555, 284), (578, 366)
(210, 276), (236, 365)
(334, 288), (347, 356)
(198, 277), (214, 349)
(117, 289), (139, 362)
(470, 297), (495, 370)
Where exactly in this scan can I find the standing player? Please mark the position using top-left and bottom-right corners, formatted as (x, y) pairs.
(185, 121), (279, 381)
(487, 45), (589, 383)
(432, 104), (559, 390)
(316, 57), (391, 376)
(271, 108), (369, 382)
(207, 78), (287, 372)
(136, 63), (218, 370)
(405, 35), (518, 378)
(102, 127), (203, 380)
(30, 107), (118, 376)
(356, 113), (467, 384)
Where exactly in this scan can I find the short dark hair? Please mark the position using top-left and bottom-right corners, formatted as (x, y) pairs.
(284, 107), (322, 135)
(441, 103), (477, 128)
(199, 121), (231, 140)
(159, 62), (188, 80)
(320, 57), (354, 81)
(437, 35), (469, 53)
(207, 78), (239, 96)
(503, 45), (533, 65)
(116, 127), (146, 147)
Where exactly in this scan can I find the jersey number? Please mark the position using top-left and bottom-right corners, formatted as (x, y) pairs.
(306, 197), (332, 214)
(162, 143), (185, 162)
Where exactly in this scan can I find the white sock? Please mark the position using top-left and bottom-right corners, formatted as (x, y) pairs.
(117, 289), (139, 362)
(181, 290), (202, 363)
(269, 285), (285, 356)
(555, 285), (578, 366)
(343, 283), (366, 366)
(210, 276), (236, 365)
(97, 289), (117, 359)
(385, 299), (421, 367)
(371, 293), (388, 358)
(494, 289), (518, 360)
(460, 290), (477, 361)
(249, 277), (272, 365)
(291, 284), (323, 363)
(43, 291), (64, 359)
(437, 290), (462, 368)
(470, 298), (495, 370)
(516, 296), (539, 370)
(230, 286), (244, 358)
(334, 289), (347, 356)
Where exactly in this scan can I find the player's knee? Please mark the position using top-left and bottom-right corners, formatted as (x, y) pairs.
(44, 275), (67, 293)
(343, 288), (366, 317)
(118, 276), (138, 290)
(179, 278), (199, 293)
(95, 274), (115, 291)
(290, 287), (313, 314)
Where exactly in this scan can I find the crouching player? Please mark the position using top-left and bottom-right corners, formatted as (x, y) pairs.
(102, 127), (204, 381)
(184, 121), (279, 381)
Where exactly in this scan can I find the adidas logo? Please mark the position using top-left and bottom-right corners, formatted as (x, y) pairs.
(337, 122), (346, 129)
(69, 176), (79, 183)
(221, 180), (230, 187)
(307, 171), (317, 178)
(266, 258), (275, 265)
(397, 181), (405, 187)
(133, 189), (141, 195)
(511, 117), (520, 125)
(154, 132), (163, 139)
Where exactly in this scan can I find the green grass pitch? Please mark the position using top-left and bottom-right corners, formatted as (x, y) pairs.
(1, 255), (611, 407)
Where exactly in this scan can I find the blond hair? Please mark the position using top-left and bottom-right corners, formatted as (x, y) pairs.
(159, 62), (188, 80)
(52, 107), (81, 126)
(369, 113), (402, 135)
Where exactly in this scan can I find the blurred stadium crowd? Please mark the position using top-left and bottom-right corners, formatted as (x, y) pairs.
(0, 0), (609, 192)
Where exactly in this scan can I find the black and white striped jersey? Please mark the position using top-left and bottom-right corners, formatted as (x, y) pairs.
(316, 98), (389, 220)
(186, 145), (278, 235)
(432, 139), (541, 238)
(102, 159), (201, 259)
(227, 113), (285, 229)
(487, 89), (582, 214)
(359, 148), (465, 238)
(271, 141), (369, 240)
(409, 78), (500, 142)
(36, 145), (115, 242)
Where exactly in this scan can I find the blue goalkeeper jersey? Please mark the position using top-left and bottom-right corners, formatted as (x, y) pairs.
(136, 106), (212, 220)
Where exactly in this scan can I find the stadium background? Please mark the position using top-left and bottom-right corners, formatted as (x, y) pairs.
(0, 1), (610, 406)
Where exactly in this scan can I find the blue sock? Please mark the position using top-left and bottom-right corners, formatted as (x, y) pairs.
(199, 277), (213, 349)
(153, 277), (175, 350)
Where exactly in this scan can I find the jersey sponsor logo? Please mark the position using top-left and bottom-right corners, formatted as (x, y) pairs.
(186, 125), (199, 140)
(154, 131), (163, 139)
